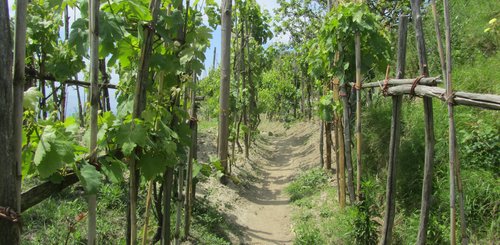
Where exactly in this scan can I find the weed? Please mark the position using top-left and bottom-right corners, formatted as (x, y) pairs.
(285, 168), (328, 201)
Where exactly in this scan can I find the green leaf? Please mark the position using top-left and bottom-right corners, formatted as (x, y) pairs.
(138, 154), (168, 181)
(192, 160), (203, 178)
(116, 121), (147, 156)
(34, 126), (75, 178)
(23, 87), (43, 110)
(79, 164), (102, 194)
(101, 157), (124, 183)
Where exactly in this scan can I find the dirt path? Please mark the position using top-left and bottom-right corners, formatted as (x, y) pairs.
(231, 122), (318, 244)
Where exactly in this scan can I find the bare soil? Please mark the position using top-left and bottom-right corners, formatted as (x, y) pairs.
(196, 120), (320, 244)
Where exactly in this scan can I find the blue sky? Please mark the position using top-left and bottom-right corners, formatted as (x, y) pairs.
(7, 0), (282, 115)
(202, 0), (282, 76)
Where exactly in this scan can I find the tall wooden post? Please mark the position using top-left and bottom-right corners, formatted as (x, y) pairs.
(0, 0), (22, 244)
(184, 73), (198, 237)
(333, 78), (346, 209)
(411, 1), (436, 244)
(218, 0), (232, 183)
(129, 0), (162, 243)
(380, 15), (408, 245)
(88, 0), (100, 244)
(443, 0), (466, 244)
(354, 32), (362, 201)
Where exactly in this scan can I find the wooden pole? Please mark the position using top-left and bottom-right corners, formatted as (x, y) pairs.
(410, 1), (436, 244)
(218, 0), (232, 183)
(380, 15), (408, 245)
(354, 32), (362, 201)
(442, 0), (466, 243)
(184, 73), (198, 238)
(333, 78), (346, 208)
(342, 86), (356, 204)
(320, 121), (325, 168)
(129, 0), (162, 243)
(88, 0), (100, 244)
(0, 0), (21, 244)
(386, 85), (500, 110)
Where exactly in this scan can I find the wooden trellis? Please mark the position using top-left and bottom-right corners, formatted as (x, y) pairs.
(341, 1), (500, 244)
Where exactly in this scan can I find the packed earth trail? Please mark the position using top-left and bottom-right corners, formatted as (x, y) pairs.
(230, 121), (320, 244)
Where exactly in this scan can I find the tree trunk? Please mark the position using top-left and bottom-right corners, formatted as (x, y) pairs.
(0, 1), (19, 244)
(380, 15), (408, 245)
(218, 0), (232, 184)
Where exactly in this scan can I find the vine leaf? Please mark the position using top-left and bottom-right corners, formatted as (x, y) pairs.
(116, 121), (147, 156)
(101, 157), (124, 183)
(79, 164), (102, 195)
(23, 87), (43, 111)
(34, 126), (75, 179)
(137, 154), (169, 181)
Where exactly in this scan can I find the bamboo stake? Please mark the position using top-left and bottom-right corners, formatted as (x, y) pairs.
(354, 32), (362, 201)
(411, 1), (436, 244)
(380, 15), (408, 245)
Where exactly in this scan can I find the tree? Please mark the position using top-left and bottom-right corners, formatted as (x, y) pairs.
(0, 0), (19, 243)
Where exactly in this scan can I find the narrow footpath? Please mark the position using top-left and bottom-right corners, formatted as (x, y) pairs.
(233, 121), (319, 244)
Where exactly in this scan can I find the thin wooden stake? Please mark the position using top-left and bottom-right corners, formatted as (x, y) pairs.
(411, 1), (436, 244)
(354, 32), (362, 201)
(443, 0), (464, 243)
(380, 15), (408, 245)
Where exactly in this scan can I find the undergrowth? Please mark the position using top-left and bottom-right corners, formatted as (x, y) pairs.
(21, 179), (232, 244)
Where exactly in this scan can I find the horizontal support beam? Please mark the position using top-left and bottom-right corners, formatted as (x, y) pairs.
(387, 85), (500, 110)
(25, 67), (117, 89)
(350, 77), (441, 89)
(21, 173), (79, 212)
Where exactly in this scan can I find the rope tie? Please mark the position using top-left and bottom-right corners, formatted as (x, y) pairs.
(382, 65), (391, 96)
(445, 92), (456, 105)
(410, 75), (425, 99)
(0, 206), (21, 223)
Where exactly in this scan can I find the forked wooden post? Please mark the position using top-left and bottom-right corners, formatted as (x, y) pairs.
(380, 15), (408, 245)
(411, 1), (437, 244)
(333, 78), (346, 209)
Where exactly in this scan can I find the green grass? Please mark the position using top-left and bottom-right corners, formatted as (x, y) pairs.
(21, 178), (233, 244)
